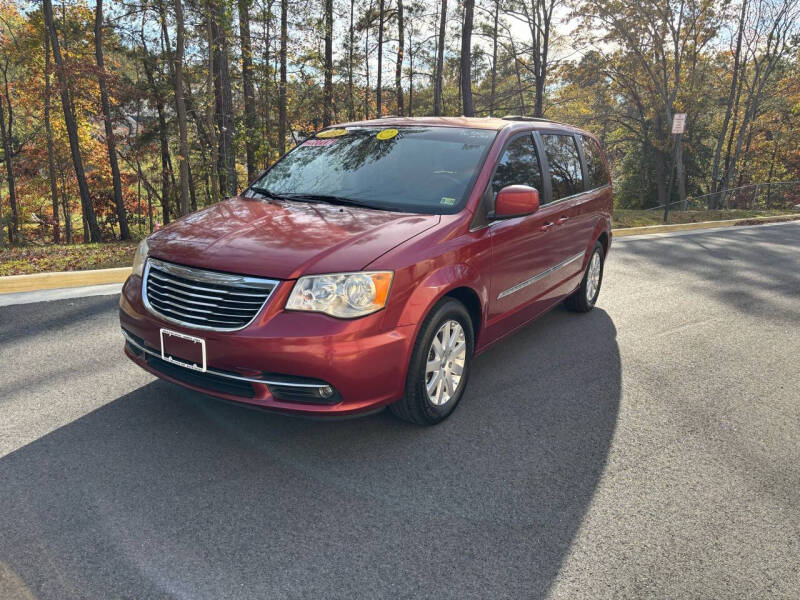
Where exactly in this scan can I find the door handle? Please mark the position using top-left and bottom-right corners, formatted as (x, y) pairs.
(541, 222), (554, 232)
(557, 216), (569, 224)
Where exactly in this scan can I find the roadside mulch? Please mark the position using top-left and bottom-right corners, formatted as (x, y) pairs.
(0, 243), (137, 276)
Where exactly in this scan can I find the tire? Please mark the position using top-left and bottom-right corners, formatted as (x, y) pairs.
(565, 241), (605, 313)
(390, 298), (475, 425)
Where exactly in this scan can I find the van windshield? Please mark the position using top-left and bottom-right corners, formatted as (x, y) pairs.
(248, 126), (496, 214)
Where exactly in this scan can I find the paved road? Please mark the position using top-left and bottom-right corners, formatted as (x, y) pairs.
(1, 222), (798, 599)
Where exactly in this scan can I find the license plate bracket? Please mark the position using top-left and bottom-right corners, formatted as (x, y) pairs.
(160, 328), (207, 372)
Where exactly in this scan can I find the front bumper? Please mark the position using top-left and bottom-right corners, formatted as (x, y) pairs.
(119, 275), (414, 416)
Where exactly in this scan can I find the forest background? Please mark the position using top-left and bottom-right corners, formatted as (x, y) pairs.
(0, 0), (797, 256)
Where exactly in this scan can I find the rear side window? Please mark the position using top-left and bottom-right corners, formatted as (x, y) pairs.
(491, 134), (543, 197)
(582, 136), (610, 189)
(541, 134), (584, 201)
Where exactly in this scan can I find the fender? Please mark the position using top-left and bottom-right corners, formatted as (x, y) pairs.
(395, 261), (488, 345)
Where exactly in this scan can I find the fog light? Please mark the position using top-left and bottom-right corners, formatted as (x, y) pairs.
(267, 378), (340, 405)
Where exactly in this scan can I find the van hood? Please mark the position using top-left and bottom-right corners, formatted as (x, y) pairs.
(146, 197), (440, 280)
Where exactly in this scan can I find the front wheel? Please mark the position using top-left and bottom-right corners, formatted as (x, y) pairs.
(565, 241), (605, 313)
(390, 298), (474, 425)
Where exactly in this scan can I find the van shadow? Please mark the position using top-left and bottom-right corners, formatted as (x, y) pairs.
(0, 307), (621, 599)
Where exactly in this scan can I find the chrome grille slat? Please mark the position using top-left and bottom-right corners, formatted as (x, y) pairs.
(146, 286), (259, 313)
(154, 307), (241, 327)
(147, 271), (268, 298)
(146, 286), (225, 308)
(146, 293), (255, 317)
(143, 258), (279, 331)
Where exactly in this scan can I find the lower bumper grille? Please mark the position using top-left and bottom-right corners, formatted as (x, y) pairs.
(145, 354), (256, 398)
(122, 328), (339, 404)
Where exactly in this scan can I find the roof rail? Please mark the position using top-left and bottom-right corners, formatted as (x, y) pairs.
(501, 115), (553, 122)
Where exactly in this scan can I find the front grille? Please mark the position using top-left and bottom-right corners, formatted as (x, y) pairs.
(145, 354), (255, 398)
(143, 258), (278, 331)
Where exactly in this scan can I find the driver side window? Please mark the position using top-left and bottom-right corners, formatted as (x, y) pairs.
(491, 134), (543, 199)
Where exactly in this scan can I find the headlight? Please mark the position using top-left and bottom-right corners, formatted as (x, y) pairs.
(131, 239), (149, 277)
(286, 271), (393, 318)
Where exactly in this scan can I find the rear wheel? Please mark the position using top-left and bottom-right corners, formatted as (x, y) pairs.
(565, 241), (605, 313)
(390, 298), (474, 425)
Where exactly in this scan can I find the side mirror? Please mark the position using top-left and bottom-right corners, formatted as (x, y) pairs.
(492, 185), (540, 219)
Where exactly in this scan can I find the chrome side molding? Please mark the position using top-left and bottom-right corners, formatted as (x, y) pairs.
(497, 251), (584, 300)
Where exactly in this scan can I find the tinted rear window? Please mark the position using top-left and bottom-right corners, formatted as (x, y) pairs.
(541, 134), (584, 201)
(250, 126), (496, 214)
(582, 135), (610, 189)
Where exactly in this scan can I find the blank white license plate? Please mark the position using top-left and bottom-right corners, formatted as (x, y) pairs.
(160, 328), (207, 372)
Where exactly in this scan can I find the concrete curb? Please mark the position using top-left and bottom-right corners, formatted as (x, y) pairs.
(0, 267), (131, 294)
(1, 214), (798, 295)
(613, 213), (799, 237)
(0, 283), (123, 307)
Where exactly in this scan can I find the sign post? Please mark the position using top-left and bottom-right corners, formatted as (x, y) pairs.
(664, 113), (687, 223)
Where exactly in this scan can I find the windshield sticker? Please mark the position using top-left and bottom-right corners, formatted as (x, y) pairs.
(440, 197), (456, 206)
(376, 128), (399, 140)
(302, 138), (338, 147)
(317, 128), (348, 138)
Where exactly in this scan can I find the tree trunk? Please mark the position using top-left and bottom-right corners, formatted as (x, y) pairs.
(489, 0), (499, 116)
(204, 7), (221, 204)
(188, 162), (197, 210)
(278, 0), (288, 154)
(173, 0), (192, 214)
(460, 0), (474, 117)
(59, 165), (73, 244)
(348, 0), (356, 120)
(211, 4), (238, 197)
(44, 29), (60, 243)
(710, 0), (747, 200)
(0, 81), (17, 244)
(239, 0), (258, 180)
(364, 11), (371, 119)
(510, 38), (526, 113)
(42, 0), (102, 242)
(525, 0), (552, 118)
(261, 0), (273, 163)
(95, 0), (130, 239)
(376, 0), (384, 117)
(158, 101), (172, 224)
(323, 0), (333, 126)
(433, 0), (447, 115)
(141, 24), (173, 223)
(407, 25), (414, 116)
(395, 0), (404, 116)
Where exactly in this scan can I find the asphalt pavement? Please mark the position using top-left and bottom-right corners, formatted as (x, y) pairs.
(1, 222), (798, 599)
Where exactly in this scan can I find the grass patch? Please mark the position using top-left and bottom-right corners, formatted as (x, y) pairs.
(0, 242), (137, 276)
(613, 208), (798, 229)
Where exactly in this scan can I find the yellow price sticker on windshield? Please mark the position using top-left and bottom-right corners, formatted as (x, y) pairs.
(317, 128), (348, 138)
(376, 128), (399, 140)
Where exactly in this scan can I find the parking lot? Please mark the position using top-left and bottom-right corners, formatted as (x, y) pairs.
(1, 222), (798, 599)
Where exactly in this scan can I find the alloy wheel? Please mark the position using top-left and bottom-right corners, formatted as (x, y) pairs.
(586, 250), (602, 303)
(424, 319), (467, 406)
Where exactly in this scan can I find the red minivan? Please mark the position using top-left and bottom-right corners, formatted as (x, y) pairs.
(120, 116), (612, 424)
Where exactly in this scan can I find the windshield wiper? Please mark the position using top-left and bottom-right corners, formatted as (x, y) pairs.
(278, 193), (385, 210)
(250, 188), (391, 211)
(248, 186), (285, 201)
